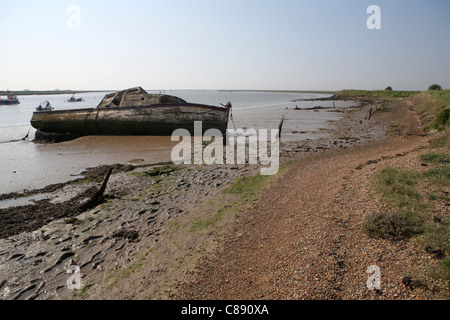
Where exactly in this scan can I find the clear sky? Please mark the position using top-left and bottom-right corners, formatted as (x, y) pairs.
(1, 0), (449, 91)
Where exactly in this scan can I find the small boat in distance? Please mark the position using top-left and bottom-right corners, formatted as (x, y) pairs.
(67, 94), (84, 102)
(36, 101), (54, 111)
(31, 87), (231, 142)
(0, 91), (20, 105)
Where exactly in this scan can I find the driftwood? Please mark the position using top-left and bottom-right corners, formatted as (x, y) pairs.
(74, 167), (113, 213)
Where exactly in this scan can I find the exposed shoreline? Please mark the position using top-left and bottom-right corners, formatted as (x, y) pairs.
(0, 97), (446, 300)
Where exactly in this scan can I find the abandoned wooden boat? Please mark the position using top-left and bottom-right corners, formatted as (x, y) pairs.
(31, 87), (231, 142)
(0, 91), (20, 105)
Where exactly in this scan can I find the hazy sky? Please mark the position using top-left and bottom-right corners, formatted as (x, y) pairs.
(1, 0), (449, 91)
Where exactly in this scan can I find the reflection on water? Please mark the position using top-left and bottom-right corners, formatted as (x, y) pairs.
(0, 90), (351, 194)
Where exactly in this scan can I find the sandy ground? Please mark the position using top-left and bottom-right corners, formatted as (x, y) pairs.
(0, 98), (446, 300)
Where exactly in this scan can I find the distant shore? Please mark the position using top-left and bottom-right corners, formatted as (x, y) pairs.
(3, 89), (336, 96)
(0, 90), (111, 96)
(0, 88), (428, 98)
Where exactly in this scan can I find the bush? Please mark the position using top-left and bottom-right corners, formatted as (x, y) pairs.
(432, 109), (450, 131)
(428, 84), (443, 91)
(385, 86), (393, 91)
(363, 211), (424, 241)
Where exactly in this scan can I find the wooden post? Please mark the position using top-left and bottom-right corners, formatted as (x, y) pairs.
(277, 114), (285, 139)
(96, 167), (113, 199)
(75, 167), (113, 213)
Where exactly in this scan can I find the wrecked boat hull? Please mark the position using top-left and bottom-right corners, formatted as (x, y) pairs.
(31, 103), (230, 138)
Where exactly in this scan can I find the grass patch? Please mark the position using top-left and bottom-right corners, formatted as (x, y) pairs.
(335, 89), (420, 99)
(424, 165), (450, 186)
(413, 90), (450, 131)
(365, 162), (449, 295)
(130, 165), (180, 178)
(190, 174), (272, 233)
(432, 109), (450, 131)
(387, 121), (406, 136)
(363, 211), (424, 241)
(430, 135), (448, 149)
(364, 167), (427, 241)
(104, 261), (145, 291)
(75, 283), (95, 299)
(376, 106), (392, 113)
(223, 174), (270, 199)
(420, 218), (450, 255)
(373, 167), (424, 212)
(333, 89), (450, 133)
(65, 218), (82, 225)
(190, 210), (225, 232)
(420, 153), (448, 163)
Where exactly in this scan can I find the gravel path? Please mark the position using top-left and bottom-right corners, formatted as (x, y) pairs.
(175, 100), (443, 300)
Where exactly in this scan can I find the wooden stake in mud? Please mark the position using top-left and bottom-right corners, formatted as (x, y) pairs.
(75, 167), (113, 213)
(277, 114), (285, 139)
(368, 107), (373, 120)
(96, 167), (113, 199)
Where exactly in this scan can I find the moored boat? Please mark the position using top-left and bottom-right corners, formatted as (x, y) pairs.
(31, 87), (231, 142)
(67, 94), (84, 102)
(0, 91), (20, 105)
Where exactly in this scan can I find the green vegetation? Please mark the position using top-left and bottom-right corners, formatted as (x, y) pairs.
(387, 121), (406, 136)
(373, 168), (424, 213)
(412, 90), (450, 131)
(428, 84), (443, 91)
(365, 162), (449, 296)
(334, 89), (420, 99)
(424, 166), (450, 186)
(376, 106), (392, 113)
(430, 135), (448, 149)
(223, 174), (270, 199)
(333, 89), (450, 134)
(363, 211), (424, 241)
(130, 165), (180, 178)
(190, 174), (271, 233)
(190, 209), (226, 232)
(432, 109), (450, 131)
(420, 153), (448, 164)
(65, 217), (82, 225)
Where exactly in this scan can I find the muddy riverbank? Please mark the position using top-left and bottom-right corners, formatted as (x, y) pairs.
(0, 98), (393, 300)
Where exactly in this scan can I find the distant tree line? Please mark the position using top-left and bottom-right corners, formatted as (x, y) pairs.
(383, 84), (444, 91)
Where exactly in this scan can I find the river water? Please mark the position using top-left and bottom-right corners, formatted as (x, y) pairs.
(0, 90), (348, 194)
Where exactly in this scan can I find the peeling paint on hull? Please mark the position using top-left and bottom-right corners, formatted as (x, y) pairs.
(31, 103), (230, 137)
